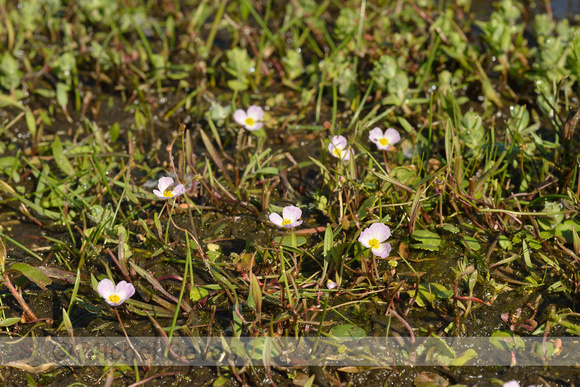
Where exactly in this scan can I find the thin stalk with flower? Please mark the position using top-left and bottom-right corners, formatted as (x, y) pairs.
(369, 127), (401, 173)
(97, 279), (142, 363)
(269, 206), (303, 310)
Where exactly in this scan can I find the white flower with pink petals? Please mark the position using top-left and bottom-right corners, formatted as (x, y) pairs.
(326, 279), (338, 289)
(233, 105), (265, 131)
(153, 177), (186, 200)
(358, 223), (392, 258)
(97, 279), (135, 306)
(369, 127), (401, 150)
(269, 206), (303, 228)
(328, 135), (353, 160)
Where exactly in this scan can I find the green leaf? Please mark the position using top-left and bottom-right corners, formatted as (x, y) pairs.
(389, 166), (418, 186)
(357, 195), (376, 220)
(227, 79), (249, 91)
(462, 235), (481, 251)
(233, 307), (242, 338)
(442, 224), (460, 233)
(409, 283), (453, 307)
(0, 317), (21, 327)
(452, 348), (478, 366)
(410, 243), (440, 251)
(0, 94), (24, 109)
(554, 220), (580, 243)
(498, 235), (512, 251)
(0, 180), (61, 220)
(425, 283), (453, 299)
(56, 82), (69, 108)
(329, 324), (366, 341)
(411, 229), (441, 250)
(8, 263), (52, 290)
(25, 109), (37, 138)
(52, 136), (75, 176)
(0, 237), (6, 272)
(190, 286), (209, 302)
(62, 308), (73, 333)
(423, 336), (456, 366)
(489, 331), (525, 351)
(273, 235), (307, 247)
(109, 122), (120, 142)
(249, 272), (262, 312)
(254, 167), (278, 176)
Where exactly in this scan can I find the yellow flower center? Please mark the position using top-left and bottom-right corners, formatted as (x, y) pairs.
(281, 218), (292, 226)
(245, 117), (255, 126)
(333, 147), (344, 157)
(368, 238), (380, 249)
(378, 138), (389, 147)
(163, 189), (174, 198)
(109, 294), (121, 303)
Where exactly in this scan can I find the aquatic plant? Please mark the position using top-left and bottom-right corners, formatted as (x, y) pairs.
(358, 223), (392, 258)
(368, 127), (401, 151)
(269, 206), (303, 228)
(233, 105), (265, 131)
(97, 279), (135, 306)
(327, 135), (353, 160)
(152, 177), (186, 200)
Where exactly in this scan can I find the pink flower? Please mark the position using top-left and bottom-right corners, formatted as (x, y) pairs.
(369, 127), (401, 150)
(97, 279), (135, 306)
(358, 223), (392, 258)
(153, 177), (186, 200)
(328, 135), (353, 160)
(233, 105), (265, 131)
(269, 206), (303, 228)
(326, 279), (338, 289)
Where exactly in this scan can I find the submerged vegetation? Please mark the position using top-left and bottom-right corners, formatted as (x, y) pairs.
(0, 0), (580, 385)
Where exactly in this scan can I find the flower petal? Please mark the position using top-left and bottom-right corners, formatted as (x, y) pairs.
(332, 135), (347, 148)
(97, 279), (114, 299)
(282, 206), (302, 222)
(384, 128), (401, 145)
(173, 184), (186, 197)
(358, 228), (372, 247)
(286, 219), (303, 228)
(115, 281), (136, 302)
(247, 105), (265, 120)
(245, 121), (264, 131)
(153, 189), (166, 199)
(233, 109), (247, 126)
(343, 149), (353, 161)
(157, 177), (174, 192)
(326, 280), (337, 289)
(328, 142), (337, 155)
(269, 213), (283, 227)
(368, 223), (391, 242)
(372, 242), (392, 258)
(368, 127), (384, 143)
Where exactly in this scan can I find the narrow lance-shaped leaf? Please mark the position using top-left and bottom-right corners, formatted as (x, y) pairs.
(52, 135), (75, 176)
(249, 272), (262, 315)
(8, 263), (52, 290)
(25, 109), (36, 138)
(0, 237), (6, 273)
